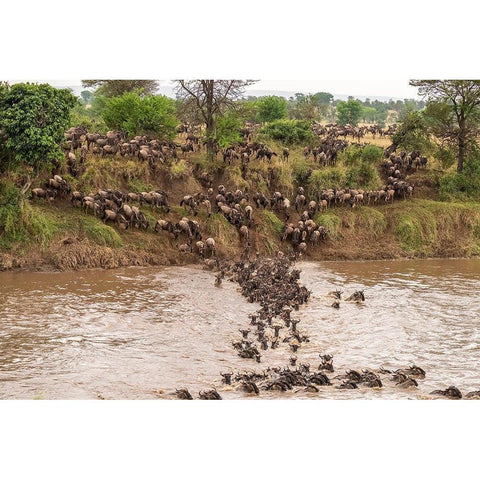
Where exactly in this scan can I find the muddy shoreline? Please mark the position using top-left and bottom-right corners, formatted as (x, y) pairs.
(1, 240), (478, 274)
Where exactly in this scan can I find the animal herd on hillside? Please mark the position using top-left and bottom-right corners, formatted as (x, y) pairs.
(30, 122), (425, 261)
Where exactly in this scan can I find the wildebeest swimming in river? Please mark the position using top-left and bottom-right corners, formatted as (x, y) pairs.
(430, 386), (462, 399)
(199, 389), (222, 400)
(345, 290), (365, 302)
(175, 388), (193, 399)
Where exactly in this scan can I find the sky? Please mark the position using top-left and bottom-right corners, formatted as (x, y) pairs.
(6, 79), (420, 101)
(247, 79), (419, 99)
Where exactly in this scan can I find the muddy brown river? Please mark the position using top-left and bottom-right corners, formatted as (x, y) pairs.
(1, 258), (479, 399)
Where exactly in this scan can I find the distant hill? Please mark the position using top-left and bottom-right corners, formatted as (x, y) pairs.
(38, 82), (411, 103)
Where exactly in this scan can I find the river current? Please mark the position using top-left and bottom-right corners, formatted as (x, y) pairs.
(1, 259), (479, 399)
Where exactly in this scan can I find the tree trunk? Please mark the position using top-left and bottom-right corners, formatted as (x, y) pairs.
(204, 81), (215, 160)
(205, 117), (215, 160)
(458, 116), (466, 173)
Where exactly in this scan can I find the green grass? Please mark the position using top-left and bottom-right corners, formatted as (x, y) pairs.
(169, 159), (191, 179)
(0, 180), (60, 248)
(390, 199), (480, 254)
(355, 207), (387, 239)
(259, 210), (284, 237)
(81, 216), (123, 248)
(205, 213), (238, 247)
(127, 178), (153, 193)
(313, 211), (342, 239)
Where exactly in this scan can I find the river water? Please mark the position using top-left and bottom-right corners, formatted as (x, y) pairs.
(1, 259), (479, 399)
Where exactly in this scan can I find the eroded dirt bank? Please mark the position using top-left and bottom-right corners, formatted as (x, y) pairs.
(2, 198), (480, 272)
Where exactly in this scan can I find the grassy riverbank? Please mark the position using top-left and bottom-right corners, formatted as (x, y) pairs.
(2, 140), (480, 271)
(2, 197), (480, 271)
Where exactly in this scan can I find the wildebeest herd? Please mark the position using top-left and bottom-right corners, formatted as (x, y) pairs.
(29, 123), (480, 400)
(174, 255), (478, 399)
(32, 124), (422, 259)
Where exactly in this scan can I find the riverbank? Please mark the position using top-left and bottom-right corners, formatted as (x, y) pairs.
(2, 197), (480, 272)
(2, 137), (479, 272)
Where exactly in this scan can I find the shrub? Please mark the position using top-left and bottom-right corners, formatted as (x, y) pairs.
(255, 96), (288, 123)
(340, 144), (383, 167)
(435, 147), (456, 170)
(215, 112), (242, 148)
(313, 212), (341, 239)
(308, 168), (345, 191)
(260, 119), (313, 145)
(345, 163), (382, 190)
(103, 91), (177, 139)
(360, 145), (384, 164)
(438, 148), (480, 201)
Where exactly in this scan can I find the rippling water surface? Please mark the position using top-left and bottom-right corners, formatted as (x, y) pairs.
(1, 258), (479, 399)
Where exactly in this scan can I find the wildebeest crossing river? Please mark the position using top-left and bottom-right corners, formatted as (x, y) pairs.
(1, 258), (479, 399)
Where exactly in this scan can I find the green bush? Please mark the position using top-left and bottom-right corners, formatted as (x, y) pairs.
(103, 91), (177, 139)
(0, 83), (76, 170)
(438, 148), (480, 201)
(340, 144), (383, 167)
(345, 163), (382, 190)
(215, 112), (242, 148)
(435, 147), (455, 170)
(340, 145), (362, 167)
(308, 168), (345, 191)
(260, 119), (313, 145)
(361, 145), (384, 164)
(313, 212), (341, 239)
(292, 157), (312, 184)
(255, 96), (288, 123)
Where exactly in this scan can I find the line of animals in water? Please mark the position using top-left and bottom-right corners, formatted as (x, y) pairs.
(174, 256), (480, 400)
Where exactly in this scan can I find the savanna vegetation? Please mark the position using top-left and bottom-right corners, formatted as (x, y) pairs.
(2, 79), (480, 271)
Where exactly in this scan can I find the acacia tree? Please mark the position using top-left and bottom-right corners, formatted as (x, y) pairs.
(81, 80), (159, 97)
(174, 80), (256, 158)
(410, 80), (480, 173)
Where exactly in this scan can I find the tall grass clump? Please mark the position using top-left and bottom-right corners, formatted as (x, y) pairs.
(0, 181), (59, 248)
(205, 214), (238, 246)
(356, 207), (387, 239)
(313, 211), (342, 239)
(81, 216), (123, 248)
(308, 168), (345, 192)
(260, 210), (284, 237)
(169, 159), (191, 179)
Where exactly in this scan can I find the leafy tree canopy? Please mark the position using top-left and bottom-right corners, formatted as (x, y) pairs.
(410, 80), (480, 172)
(390, 111), (433, 154)
(0, 82), (76, 171)
(81, 80), (159, 97)
(336, 99), (363, 126)
(255, 95), (288, 123)
(102, 91), (177, 139)
(215, 111), (242, 148)
(311, 92), (334, 106)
